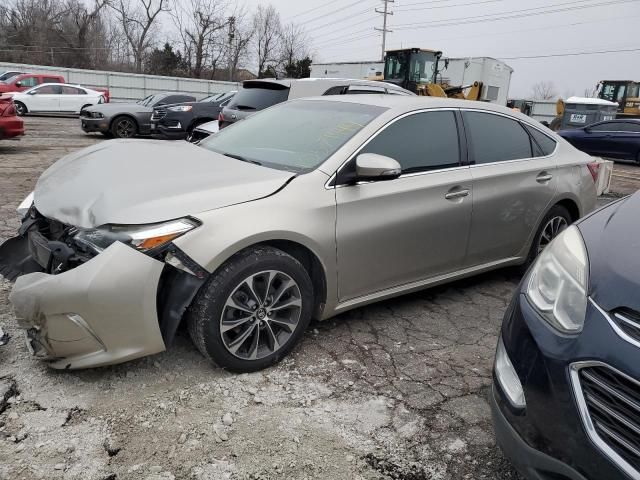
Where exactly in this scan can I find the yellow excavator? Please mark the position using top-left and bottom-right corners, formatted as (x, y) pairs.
(597, 80), (640, 118)
(380, 48), (484, 100)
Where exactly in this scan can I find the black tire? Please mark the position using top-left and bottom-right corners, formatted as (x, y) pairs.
(187, 246), (314, 372)
(110, 115), (138, 138)
(14, 101), (26, 116)
(100, 131), (113, 138)
(525, 205), (572, 267)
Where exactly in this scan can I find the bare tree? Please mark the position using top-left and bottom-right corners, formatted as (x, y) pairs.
(279, 22), (310, 73)
(110, 0), (171, 72)
(252, 4), (281, 78)
(583, 87), (596, 98)
(172, 0), (228, 78)
(532, 81), (558, 100)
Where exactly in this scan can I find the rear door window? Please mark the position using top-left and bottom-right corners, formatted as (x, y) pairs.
(227, 83), (290, 111)
(360, 110), (461, 173)
(463, 111), (533, 164)
(62, 86), (84, 95)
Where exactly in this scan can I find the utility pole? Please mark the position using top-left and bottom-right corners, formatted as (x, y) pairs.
(228, 16), (236, 82)
(375, 0), (394, 61)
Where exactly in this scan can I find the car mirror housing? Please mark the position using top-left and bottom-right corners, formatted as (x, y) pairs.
(355, 153), (402, 182)
(14, 81), (22, 88)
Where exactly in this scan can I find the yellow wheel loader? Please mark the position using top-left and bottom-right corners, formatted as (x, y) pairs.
(382, 48), (484, 100)
(597, 80), (640, 118)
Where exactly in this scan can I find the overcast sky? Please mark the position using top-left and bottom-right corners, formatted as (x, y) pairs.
(266, 0), (640, 98)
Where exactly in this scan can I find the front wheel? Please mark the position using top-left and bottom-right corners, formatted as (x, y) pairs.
(525, 205), (572, 267)
(187, 246), (314, 372)
(111, 116), (138, 138)
(14, 101), (26, 116)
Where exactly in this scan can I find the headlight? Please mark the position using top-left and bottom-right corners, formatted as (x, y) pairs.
(88, 111), (103, 118)
(168, 105), (192, 112)
(74, 218), (199, 254)
(526, 225), (588, 333)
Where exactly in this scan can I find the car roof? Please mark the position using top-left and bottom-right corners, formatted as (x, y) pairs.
(242, 77), (410, 93)
(295, 94), (533, 118)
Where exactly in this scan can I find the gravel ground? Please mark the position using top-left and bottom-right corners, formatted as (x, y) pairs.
(0, 117), (638, 480)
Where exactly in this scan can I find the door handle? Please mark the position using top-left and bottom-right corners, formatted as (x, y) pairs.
(536, 173), (553, 183)
(445, 188), (470, 200)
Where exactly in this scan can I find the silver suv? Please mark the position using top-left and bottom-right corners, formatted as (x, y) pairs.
(0, 95), (597, 372)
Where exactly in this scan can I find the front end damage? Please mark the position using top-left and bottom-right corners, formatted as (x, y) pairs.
(0, 207), (207, 369)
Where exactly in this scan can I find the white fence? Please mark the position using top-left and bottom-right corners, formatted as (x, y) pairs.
(0, 62), (240, 102)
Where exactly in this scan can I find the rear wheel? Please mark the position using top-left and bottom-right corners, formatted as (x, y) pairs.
(187, 246), (314, 372)
(14, 101), (26, 116)
(525, 205), (572, 267)
(111, 116), (138, 139)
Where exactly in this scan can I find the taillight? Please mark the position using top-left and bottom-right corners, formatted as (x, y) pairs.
(218, 111), (224, 123)
(587, 162), (600, 183)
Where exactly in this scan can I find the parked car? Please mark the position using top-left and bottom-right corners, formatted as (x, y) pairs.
(0, 73), (110, 102)
(188, 119), (219, 144)
(0, 96), (597, 373)
(0, 71), (24, 82)
(150, 91), (236, 141)
(81, 92), (197, 139)
(0, 73), (64, 95)
(492, 191), (640, 480)
(218, 77), (414, 130)
(559, 118), (640, 162)
(9, 83), (104, 116)
(0, 95), (24, 139)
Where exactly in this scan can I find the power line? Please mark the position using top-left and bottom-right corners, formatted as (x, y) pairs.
(289, 0), (344, 19)
(296, 0), (369, 26)
(305, 7), (374, 34)
(498, 47), (640, 60)
(395, 0), (504, 12)
(393, 0), (639, 29)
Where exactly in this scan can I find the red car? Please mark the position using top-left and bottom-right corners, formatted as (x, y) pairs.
(0, 95), (25, 140)
(0, 73), (110, 102)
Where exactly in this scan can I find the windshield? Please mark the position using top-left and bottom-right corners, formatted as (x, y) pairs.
(138, 94), (156, 106)
(200, 100), (386, 172)
(385, 51), (438, 83)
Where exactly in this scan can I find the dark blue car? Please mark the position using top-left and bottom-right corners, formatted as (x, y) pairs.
(491, 192), (640, 480)
(559, 119), (640, 163)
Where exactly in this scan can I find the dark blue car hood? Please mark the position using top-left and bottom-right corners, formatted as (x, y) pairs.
(578, 193), (640, 312)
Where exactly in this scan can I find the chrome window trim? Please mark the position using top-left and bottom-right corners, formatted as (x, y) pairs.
(570, 360), (640, 479)
(460, 108), (559, 165)
(324, 107), (464, 190)
(590, 298), (640, 350)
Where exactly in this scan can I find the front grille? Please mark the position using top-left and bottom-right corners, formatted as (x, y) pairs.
(151, 109), (167, 121)
(611, 309), (640, 344)
(577, 365), (640, 475)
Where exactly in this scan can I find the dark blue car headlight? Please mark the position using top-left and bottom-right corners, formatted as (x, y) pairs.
(526, 226), (589, 334)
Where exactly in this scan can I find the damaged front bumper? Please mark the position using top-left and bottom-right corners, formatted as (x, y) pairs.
(9, 241), (167, 369)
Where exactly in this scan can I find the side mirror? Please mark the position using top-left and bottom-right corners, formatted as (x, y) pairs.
(27, 90), (36, 95)
(355, 153), (402, 182)
(15, 81), (22, 88)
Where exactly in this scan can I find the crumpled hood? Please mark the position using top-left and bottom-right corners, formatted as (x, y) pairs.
(34, 140), (295, 228)
(578, 193), (640, 312)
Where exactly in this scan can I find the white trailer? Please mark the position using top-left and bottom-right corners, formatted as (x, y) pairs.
(310, 57), (513, 105)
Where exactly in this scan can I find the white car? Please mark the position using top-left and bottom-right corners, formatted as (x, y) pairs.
(10, 83), (104, 116)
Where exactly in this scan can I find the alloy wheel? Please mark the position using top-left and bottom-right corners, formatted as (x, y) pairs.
(537, 216), (569, 254)
(116, 119), (135, 138)
(220, 270), (302, 360)
(14, 103), (25, 116)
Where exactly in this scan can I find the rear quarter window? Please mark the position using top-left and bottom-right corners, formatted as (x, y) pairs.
(44, 77), (62, 83)
(523, 124), (557, 156)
